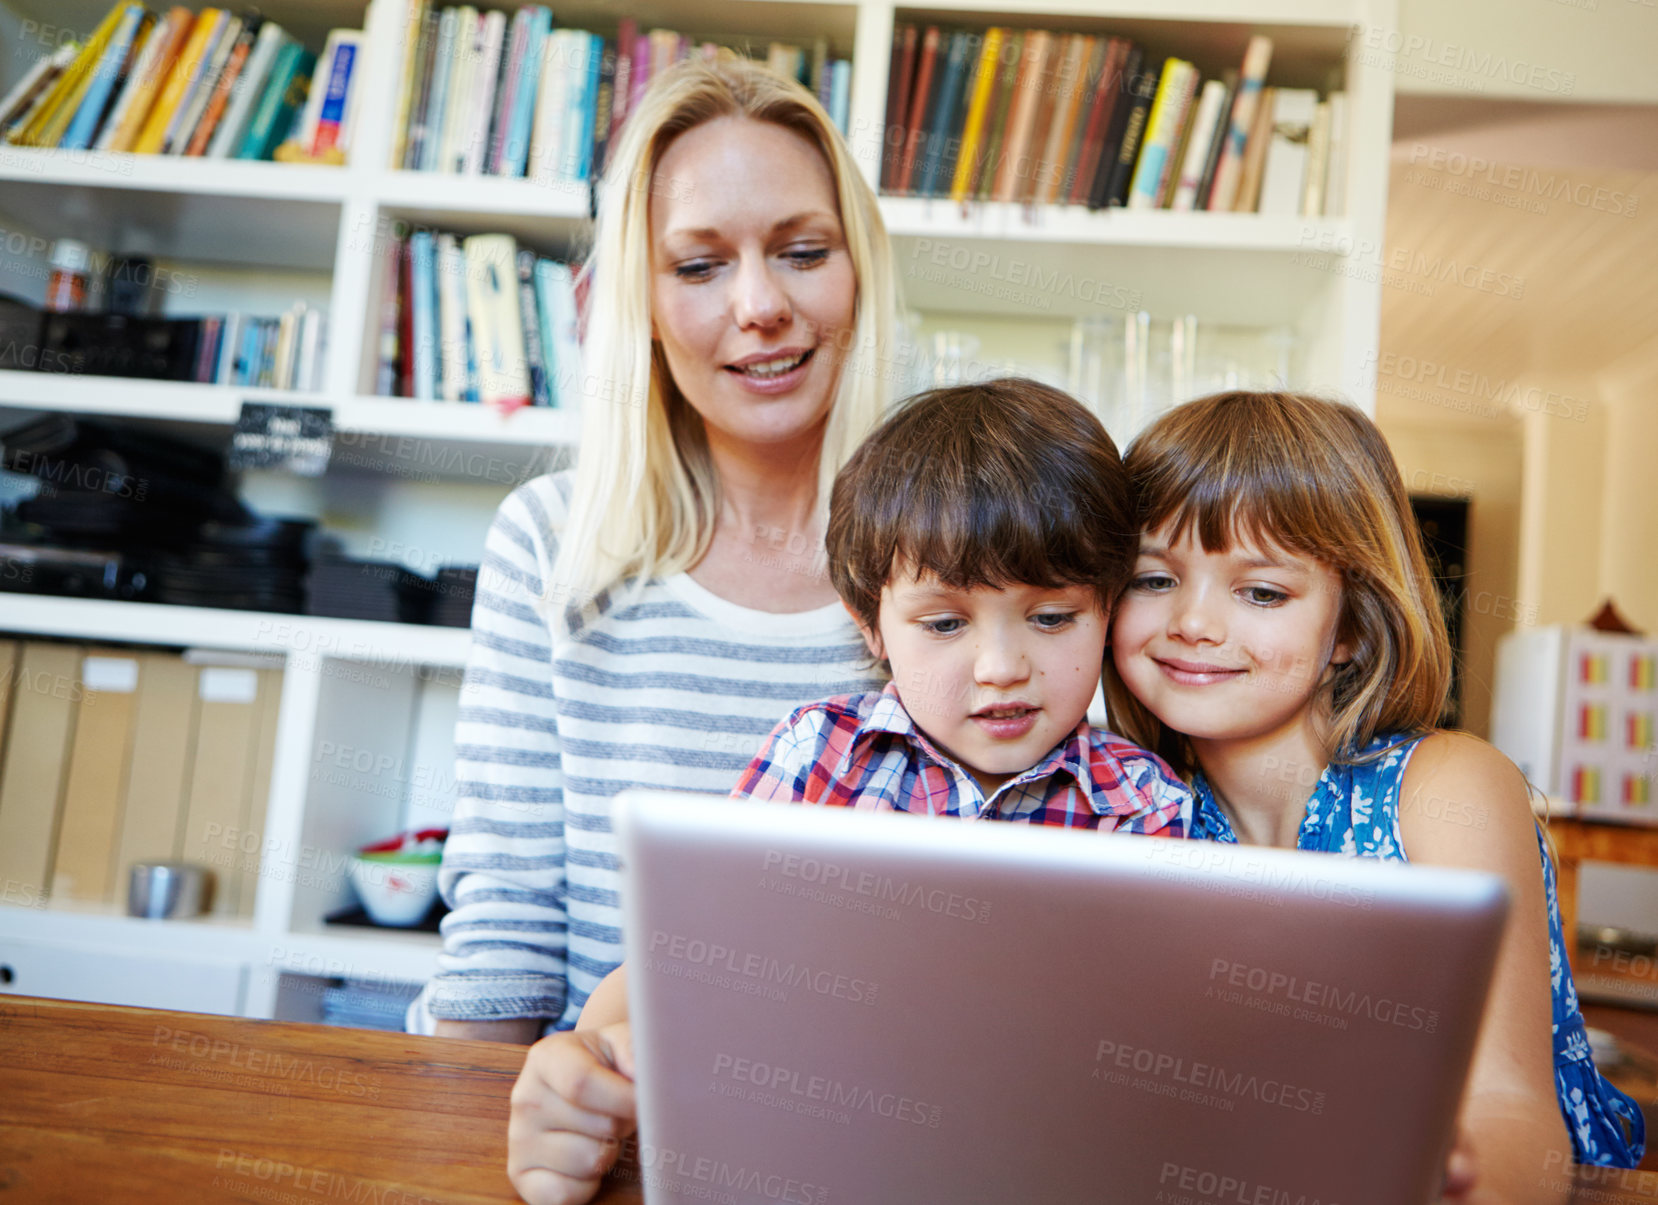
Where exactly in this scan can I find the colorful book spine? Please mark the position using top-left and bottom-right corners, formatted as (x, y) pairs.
(501, 7), (549, 177)
(1154, 63), (1201, 208)
(16, 1), (132, 147)
(436, 232), (467, 401)
(309, 31), (363, 155)
(534, 258), (579, 408)
(234, 43), (314, 160)
(1324, 91), (1348, 218)
(1034, 33), (1091, 205)
(158, 10), (230, 154)
(205, 20), (286, 157)
(948, 27), (1001, 202)
(487, 8), (528, 174)
(627, 30), (648, 118)
(1086, 43), (1143, 209)
(1053, 36), (1106, 205)
(1232, 84), (1277, 212)
(1170, 77), (1229, 211)
(0, 43), (74, 133)
(1206, 34), (1273, 212)
(894, 25), (939, 196)
(881, 23), (916, 191)
(215, 312), (242, 383)
(992, 29), (1048, 203)
(916, 30), (970, 198)
(296, 304), (324, 392)
(1014, 32), (1063, 205)
(1192, 75), (1236, 210)
(610, 18), (634, 147)
(590, 37), (617, 180)
(396, 236), (415, 395)
(461, 10), (505, 173)
(103, 8), (191, 151)
(131, 9), (223, 154)
(438, 7), (479, 172)
(387, 0), (429, 168)
(972, 28), (1021, 201)
(464, 234), (530, 411)
(409, 229), (438, 400)
(171, 14), (242, 155)
(185, 16), (261, 156)
(399, 8), (437, 167)
(376, 228), (404, 396)
(1127, 58), (1193, 209)
(60, 3), (147, 151)
(934, 31), (981, 198)
(1256, 86), (1318, 216)
(570, 31), (602, 181)
(516, 249), (552, 406)
(418, 7), (457, 171)
(1065, 37), (1127, 206)
(1301, 99), (1332, 217)
(829, 58), (850, 137)
(529, 27), (570, 182)
(1101, 56), (1158, 208)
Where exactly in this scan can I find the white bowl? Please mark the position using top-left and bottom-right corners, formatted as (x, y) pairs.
(348, 857), (439, 926)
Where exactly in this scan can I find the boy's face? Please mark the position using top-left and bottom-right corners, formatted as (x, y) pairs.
(854, 563), (1108, 797)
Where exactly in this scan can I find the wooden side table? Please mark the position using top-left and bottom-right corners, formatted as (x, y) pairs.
(1543, 816), (1658, 969)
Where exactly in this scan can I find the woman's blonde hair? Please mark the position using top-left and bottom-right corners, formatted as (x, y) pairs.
(550, 56), (896, 615)
(1102, 391), (1452, 776)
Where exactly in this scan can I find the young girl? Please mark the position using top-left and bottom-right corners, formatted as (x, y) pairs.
(1104, 391), (1644, 1186)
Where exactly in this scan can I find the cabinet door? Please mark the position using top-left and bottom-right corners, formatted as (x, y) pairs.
(0, 938), (245, 1016)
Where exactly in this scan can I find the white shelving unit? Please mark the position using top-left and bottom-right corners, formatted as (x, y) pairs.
(0, 0), (1395, 1018)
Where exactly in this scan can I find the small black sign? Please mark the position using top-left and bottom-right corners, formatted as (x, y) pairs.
(230, 403), (333, 476)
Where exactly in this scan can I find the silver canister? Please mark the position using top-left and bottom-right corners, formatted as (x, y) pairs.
(127, 862), (211, 919)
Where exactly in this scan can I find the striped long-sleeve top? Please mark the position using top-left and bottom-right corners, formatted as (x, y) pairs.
(425, 472), (883, 1031)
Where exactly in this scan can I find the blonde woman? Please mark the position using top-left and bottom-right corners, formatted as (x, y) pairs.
(419, 57), (897, 1060)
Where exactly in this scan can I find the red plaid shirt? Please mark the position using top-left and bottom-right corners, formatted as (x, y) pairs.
(733, 683), (1189, 834)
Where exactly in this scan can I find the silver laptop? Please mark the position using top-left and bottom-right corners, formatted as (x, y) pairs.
(615, 791), (1508, 1205)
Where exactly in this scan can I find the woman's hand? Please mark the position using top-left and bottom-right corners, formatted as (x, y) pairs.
(507, 1022), (637, 1205)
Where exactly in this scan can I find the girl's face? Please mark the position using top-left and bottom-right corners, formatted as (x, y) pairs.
(1111, 523), (1350, 752)
(648, 116), (857, 452)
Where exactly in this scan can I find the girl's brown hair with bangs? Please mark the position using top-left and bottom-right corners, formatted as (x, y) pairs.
(1102, 391), (1452, 776)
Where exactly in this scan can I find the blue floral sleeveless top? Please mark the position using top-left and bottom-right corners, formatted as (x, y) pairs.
(1189, 732), (1645, 1167)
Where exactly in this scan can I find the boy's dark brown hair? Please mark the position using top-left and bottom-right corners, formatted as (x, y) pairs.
(827, 377), (1135, 634)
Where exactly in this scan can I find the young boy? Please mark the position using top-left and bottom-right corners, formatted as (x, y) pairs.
(506, 379), (1190, 1205)
(734, 376), (1188, 831)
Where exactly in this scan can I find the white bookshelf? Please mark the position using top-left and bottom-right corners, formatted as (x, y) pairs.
(0, 0), (1396, 1018)
(0, 594), (472, 664)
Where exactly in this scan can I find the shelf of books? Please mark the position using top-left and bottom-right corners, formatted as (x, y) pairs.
(0, 0), (1396, 1017)
(868, 6), (1391, 403)
(2, 0), (1394, 419)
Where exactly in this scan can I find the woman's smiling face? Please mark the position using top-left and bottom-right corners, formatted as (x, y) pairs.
(648, 116), (857, 452)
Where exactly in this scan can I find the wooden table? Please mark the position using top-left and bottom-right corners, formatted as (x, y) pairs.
(0, 995), (641, 1204)
(0, 995), (1649, 1204)
(1544, 816), (1658, 968)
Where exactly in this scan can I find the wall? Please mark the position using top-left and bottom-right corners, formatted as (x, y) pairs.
(1516, 384), (1614, 628)
(1378, 417), (1524, 739)
(1598, 354), (1658, 633)
(1393, 0), (1658, 104)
